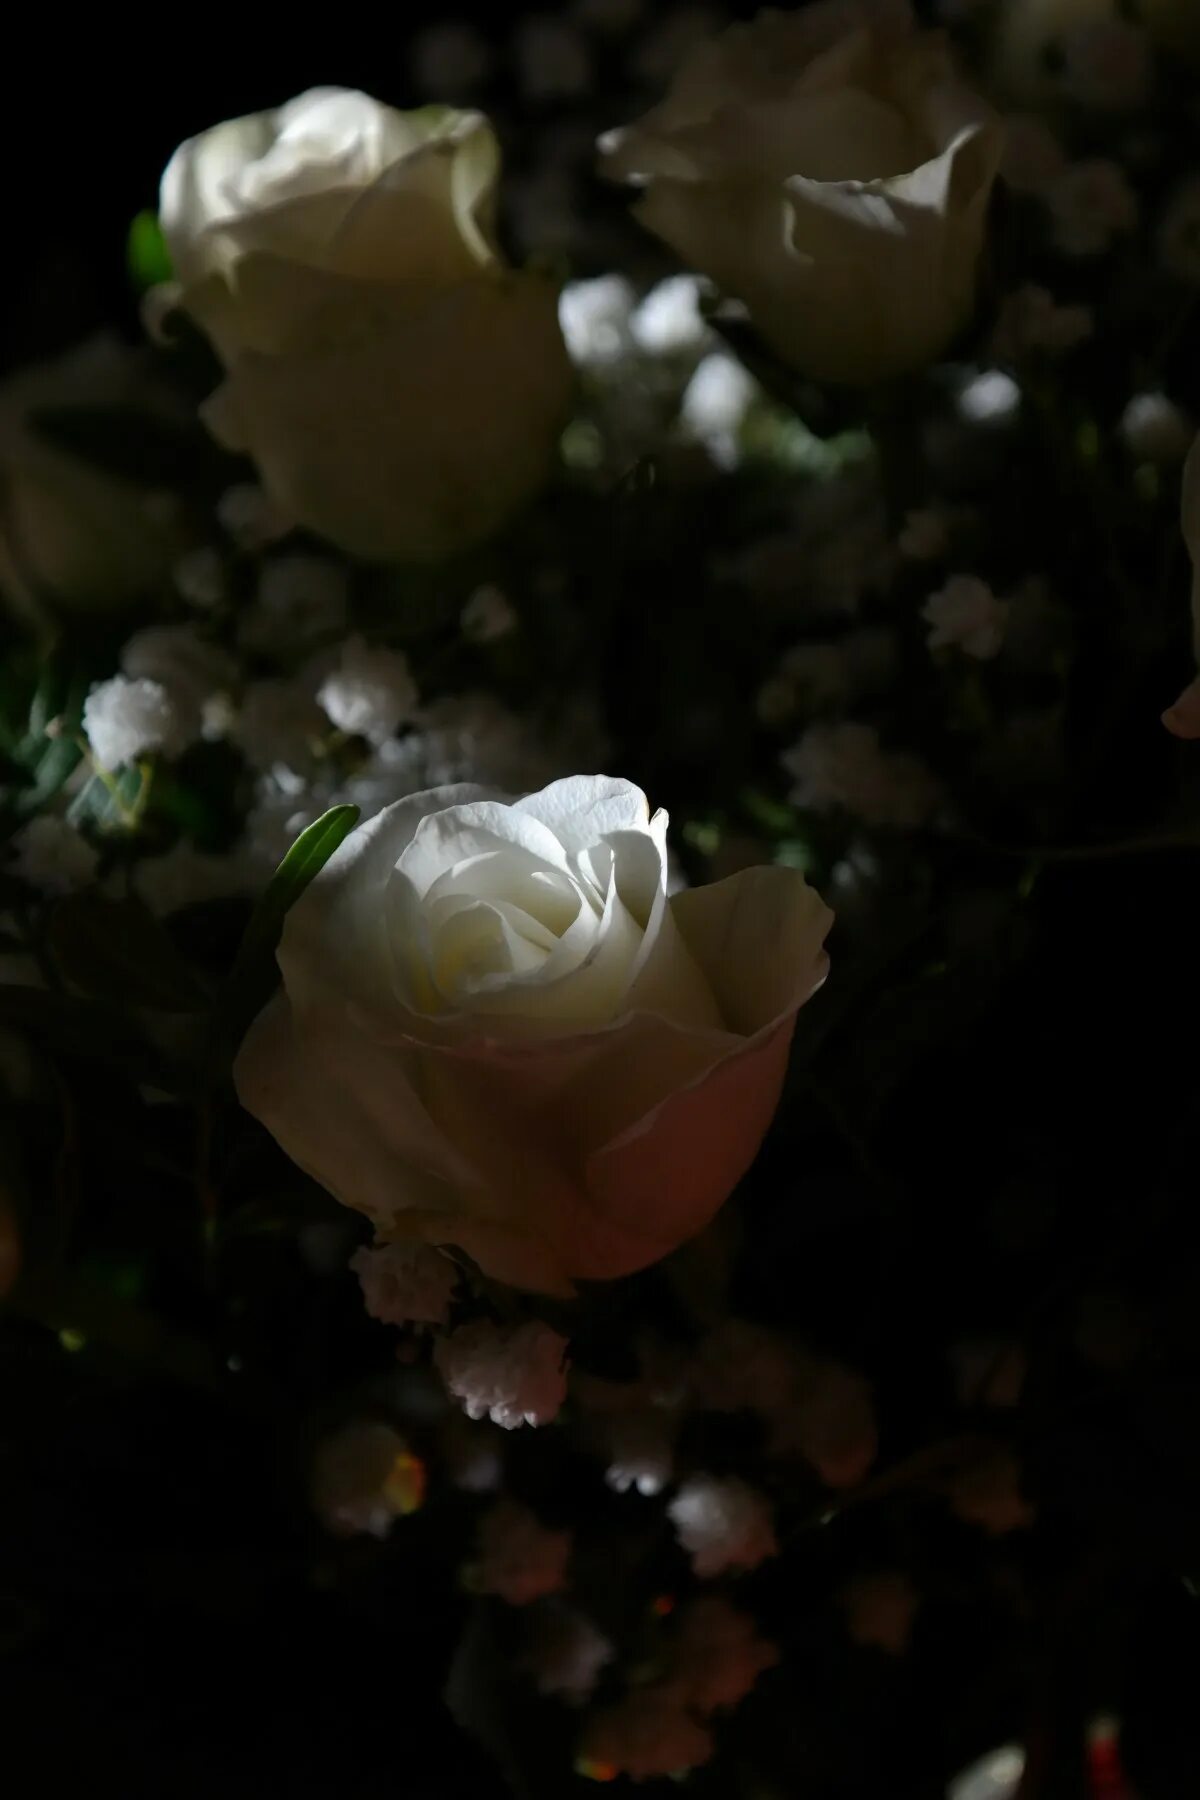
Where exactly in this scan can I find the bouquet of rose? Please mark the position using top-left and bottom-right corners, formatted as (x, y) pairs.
(3, 2), (1200, 1794)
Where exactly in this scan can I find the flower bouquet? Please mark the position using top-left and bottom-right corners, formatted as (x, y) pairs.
(3, 2), (1200, 1794)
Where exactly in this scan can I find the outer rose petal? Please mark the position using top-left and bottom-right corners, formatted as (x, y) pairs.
(631, 120), (1001, 385)
(205, 272), (571, 563)
(234, 863), (833, 1293)
(162, 97), (498, 300)
(601, 7), (1001, 385)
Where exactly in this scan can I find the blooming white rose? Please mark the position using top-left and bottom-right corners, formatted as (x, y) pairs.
(0, 336), (185, 616)
(160, 90), (571, 562)
(600, 1), (1002, 384)
(234, 774), (832, 1294)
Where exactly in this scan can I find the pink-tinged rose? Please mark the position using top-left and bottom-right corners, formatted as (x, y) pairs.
(234, 775), (832, 1294)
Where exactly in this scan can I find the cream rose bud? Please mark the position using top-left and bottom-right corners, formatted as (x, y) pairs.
(159, 91), (571, 563)
(234, 775), (832, 1294)
(600, 1), (1003, 385)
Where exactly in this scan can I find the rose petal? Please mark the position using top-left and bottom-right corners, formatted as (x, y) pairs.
(207, 273), (571, 562)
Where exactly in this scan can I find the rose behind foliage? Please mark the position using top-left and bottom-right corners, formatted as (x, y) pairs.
(601, 0), (1002, 385)
(234, 776), (833, 1294)
(159, 91), (571, 562)
(0, 337), (187, 615)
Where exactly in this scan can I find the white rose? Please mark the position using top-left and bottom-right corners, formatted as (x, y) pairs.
(234, 775), (832, 1294)
(600, 1), (1002, 384)
(0, 335), (186, 616)
(160, 91), (571, 562)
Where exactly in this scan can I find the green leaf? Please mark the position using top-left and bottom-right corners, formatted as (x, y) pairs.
(218, 804), (360, 1045)
(127, 210), (173, 291)
(46, 894), (210, 1013)
(28, 404), (220, 489)
(0, 657), (87, 827)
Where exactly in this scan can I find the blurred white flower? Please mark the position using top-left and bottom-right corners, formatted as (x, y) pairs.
(311, 1422), (425, 1537)
(9, 816), (98, 894)
(559, 275), (637, 367)
(1120, 392), (1193, 464)
(991, 285), (1093, 360)
(606, 1408), (675, 1496)
(958, 370), (1021, 425)
(461, 583), (518, 644)
(317, 635), (417, 744)
(241, 775), (325, 874)
(679, 353), (757, 465)
(441, 1412), (505, 1493)
(410, 21), (493, 97)
(83, 675), (188, 769)
(784, 722), (941, 829)
(121, 625), (237, 746)
(351, 1240), (460, 1328)
(339, 696), (530, 813)
(630, 275), (711, 357)
(668, 1475), (777, 1577)
(580, 1685), (713, 1780)
(240, 555), (348, 654)
(216, 482), (292, 549)
(948, 1744), (1025, 1800)
(923, 575), (1009, 659)
(514, 15), (592, 100)
(669, 1597), (778, 1712)
(173, 546), (227, 610)
(474, 1498), (571, 1604)
(435, 1319), (570, 1430)
(1047, 159), (1138, 256)
(773, 1357), (878, 1487)
(525, 1604), (614, 1701)
(233, 676), (326, 772)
